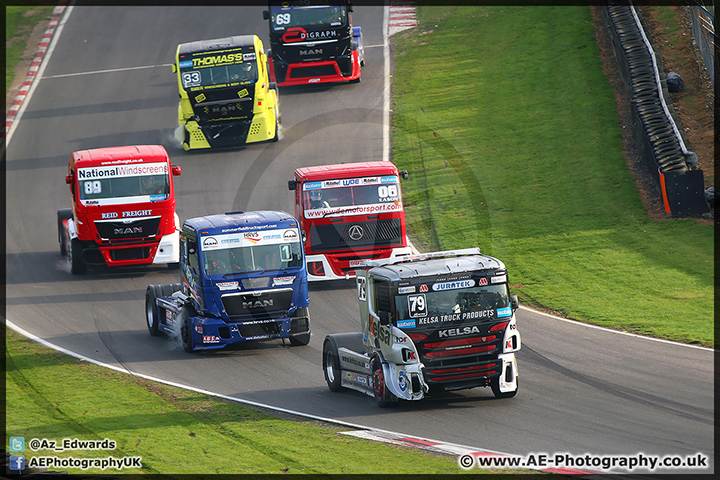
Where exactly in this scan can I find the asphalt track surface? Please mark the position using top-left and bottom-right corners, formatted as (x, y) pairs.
(5, 5), (713, 475)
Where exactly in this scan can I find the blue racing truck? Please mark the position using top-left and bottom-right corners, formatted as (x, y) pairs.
(145, 210), (311, 352)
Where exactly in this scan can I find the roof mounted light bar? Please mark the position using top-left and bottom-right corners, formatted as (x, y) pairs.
(357, 248), (482, 269)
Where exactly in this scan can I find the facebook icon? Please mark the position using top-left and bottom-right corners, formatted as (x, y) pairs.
(9, 455), (26, 471)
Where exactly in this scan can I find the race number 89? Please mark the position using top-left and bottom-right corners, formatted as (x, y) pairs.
(84, 180), (102, 195)
(408, 294), (427, 317)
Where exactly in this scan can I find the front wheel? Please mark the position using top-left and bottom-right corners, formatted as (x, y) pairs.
(322, 337), (342, 392)
(491, 376), (518, 399)
(371, 355), (397, 408)
(57, 209), (72, 256)
(180, 305), (195, 353)
(68, 238), (86, 275)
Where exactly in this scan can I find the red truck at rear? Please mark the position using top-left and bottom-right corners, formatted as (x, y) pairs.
(288, 161), (412, 281)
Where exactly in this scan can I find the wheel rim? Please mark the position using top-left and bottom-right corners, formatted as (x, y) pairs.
(373, 365), (384, 399)
(325, 351), (335, 384)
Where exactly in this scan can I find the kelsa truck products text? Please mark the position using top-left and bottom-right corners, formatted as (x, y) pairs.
(263, 0), (364, 86)
(57, 145), (182, 274)
(322, 249), (521, 407)
(288, 161), (413, 281)
(145, 210), (311, 352)
(172, 34), (279, 150)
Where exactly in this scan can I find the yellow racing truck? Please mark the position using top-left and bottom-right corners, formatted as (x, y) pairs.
(172, 35), (279, 150)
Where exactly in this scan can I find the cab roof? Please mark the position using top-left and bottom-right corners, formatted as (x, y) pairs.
(71, 145), (169, 166)
(183, 210), (298, 236)
(294, 161), (399, 181)
(369, 253), (506, 282)
(177, 35), (257, 55)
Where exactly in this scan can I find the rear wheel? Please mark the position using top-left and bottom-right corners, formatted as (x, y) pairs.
(68, 238), (86, 275)
(372, 355), (397, 407)
(146, 285), (161, 336)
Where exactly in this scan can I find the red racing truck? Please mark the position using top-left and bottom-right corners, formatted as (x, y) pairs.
(263, 0), (364, 86)
(57, 145), (182, 274)
(288, 161), (412, 281)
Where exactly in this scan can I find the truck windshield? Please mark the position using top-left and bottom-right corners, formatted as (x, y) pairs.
(78, 173), (169, 205)
(303, 176), (402, 218)
(269, 2), (347, 30)
(394, 283), (512, 326)
(180, 62), (257, 89)
(202, 240), (303, 276)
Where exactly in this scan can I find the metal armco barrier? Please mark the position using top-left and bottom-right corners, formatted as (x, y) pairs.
(604, 5), (710, 216)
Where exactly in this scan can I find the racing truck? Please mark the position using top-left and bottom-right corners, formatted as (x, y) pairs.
(57, 145), (182, 275)
(263, 0), (364, 86)
(322, 248), (521, 406)
(145, 210), (311, 352)
(172, 34), (279, 150)
(288, 161), (413, 281)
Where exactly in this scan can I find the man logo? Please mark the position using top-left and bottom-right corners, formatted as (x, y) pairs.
(348, 225), (364, 241)
(114, 226), (142, 235)
(203, 237), (218, 247)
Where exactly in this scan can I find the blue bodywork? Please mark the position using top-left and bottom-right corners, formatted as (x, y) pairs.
(157, 210), (310, 351)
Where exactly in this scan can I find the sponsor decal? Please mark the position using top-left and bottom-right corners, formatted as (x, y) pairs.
(149, 194), (166, 202)
(362, 177), (379, 184)
(303, 182), (322, 190)
(438, 325), (482, 338)
(221, 237), (240, 245)
(356, 277), (366, 301)
(77, 162), (168, 180)
(283, 229), (298, 241)
(372, 317), (392, 346)
(478, 277), (488, 286)
(402, 349), (417, 362)
(398, 371), (408, 392)
(194, 93), (207, 103)
(398, 286), (416, 294)
(282, 27), (338, 43)
(243, 299), (273, 309)
(300, 48), (323, 55)
(217, 281), (239, 291)
(202, 335), (221, 344)
(340, 355), (369, 370)
(380, 176), (398, 184)
(238, 88), (249, 98)
(242, 53), (256, 61)
(263, 233), (281, 240)
(397, 319), (416, 329)
(114, 226), (142, 235)
(244, 232), (260, 238)
(272, 276), (296, 286)
(344, 372), (368, 386)
(432, 279), (476, 291)
(202, 237), (218, 248)
(349, 259), (367, 267)
(419, 285), (428, 293)
(122, 209), (152, 218)
(497, 306), (512, 318)
(491, 274), (507, 284)
(101, 212), (118, 219)
(179, 60), (193, 68)
(304, 202), (403, 219)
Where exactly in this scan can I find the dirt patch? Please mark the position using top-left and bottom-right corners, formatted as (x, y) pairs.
(590, 6), (714, 222)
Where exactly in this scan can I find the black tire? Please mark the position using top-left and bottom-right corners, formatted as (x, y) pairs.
(371, 355), (397, 407)
(57, 209), (72, 256)
(322, 336), (343, 392)
(68, 237), (86, 275)
(270, 117), (279, 142)
(167, 262), (180, 270)
(289, 307), (311, 346)
(180, 305), (195, 353)
(146, 285), (162, 336)
(491, 375), (518, 399)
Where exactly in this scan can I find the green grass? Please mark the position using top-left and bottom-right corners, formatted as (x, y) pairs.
(6, 328), (505, 475)
(393, 5), (713, 346)
(5, 5), (55, 94)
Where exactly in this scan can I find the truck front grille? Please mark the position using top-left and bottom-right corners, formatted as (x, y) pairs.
(95, 217), (161, 241)
(310, 219), (402, 253)
(221, 288), (294, 321)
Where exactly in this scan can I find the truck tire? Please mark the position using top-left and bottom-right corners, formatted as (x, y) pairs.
(68, 238), (86, 275)
(371, 355), (397, 407)
(57, 209), (72, 256)
(289, 307), (311, 346)
(145, 285), (162, 336)
(491, 375), (518, 399)
(322, 336), (343, 392)
(180, 305), (195, 353)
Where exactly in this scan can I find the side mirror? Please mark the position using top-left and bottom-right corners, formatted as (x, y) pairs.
(510, 295), (519, 311)
(171, 64), (177, 74)
(400, 169), (409, 180)
(263, 10), (269, 20)
(65, 174), (74, 185)
(172, 165), (182, 176)
(347, 3), (353, 12)
(288, 180), (297, 191)
(379, 311), (391, 326)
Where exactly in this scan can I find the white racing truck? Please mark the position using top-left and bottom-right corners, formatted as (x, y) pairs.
(322, 248), (521, 406)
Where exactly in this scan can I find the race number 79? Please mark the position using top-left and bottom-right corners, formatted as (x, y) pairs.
(408, 294), (427, 317)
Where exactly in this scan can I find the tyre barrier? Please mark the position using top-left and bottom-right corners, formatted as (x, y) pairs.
(604, 5), (709, 216)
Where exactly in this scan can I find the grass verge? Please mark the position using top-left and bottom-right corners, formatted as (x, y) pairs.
(6, 328), (505, 475)
(392, 5), (713, 347)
